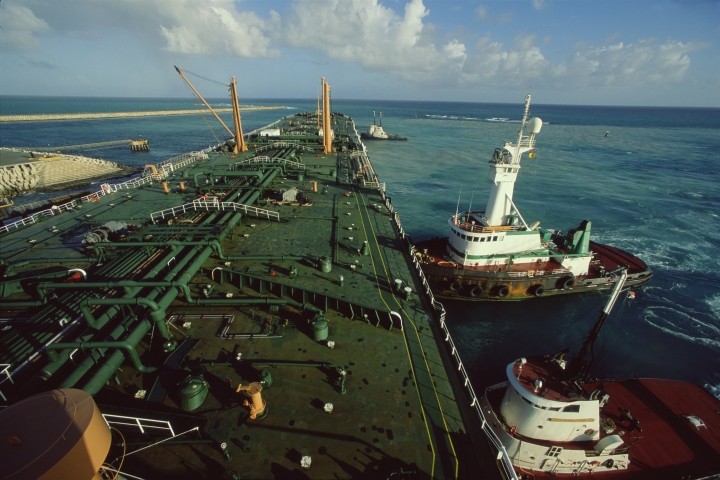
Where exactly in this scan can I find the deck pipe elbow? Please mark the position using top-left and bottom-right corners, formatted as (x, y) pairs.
(47, 340), (156, 374)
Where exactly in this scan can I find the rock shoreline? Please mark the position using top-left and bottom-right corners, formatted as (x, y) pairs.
(0, 148), (131, 198)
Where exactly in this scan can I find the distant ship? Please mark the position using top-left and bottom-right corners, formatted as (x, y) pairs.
(415, 95), (652, 301)
(480, 269), (720, 478)
(360, 111), (407, 141)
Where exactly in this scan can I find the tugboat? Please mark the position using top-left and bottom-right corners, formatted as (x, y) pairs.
(360, 111), (407, 141)
(415, 95), (651, 301)
(480, 269), (720, 479)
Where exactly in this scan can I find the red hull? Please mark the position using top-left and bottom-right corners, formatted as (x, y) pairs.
(485, 374), (720, 479)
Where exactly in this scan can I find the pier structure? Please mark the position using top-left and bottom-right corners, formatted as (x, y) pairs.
(130, 139), (149, 151)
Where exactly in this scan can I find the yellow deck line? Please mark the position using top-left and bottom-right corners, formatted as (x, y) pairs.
(353, 188), (461, 479)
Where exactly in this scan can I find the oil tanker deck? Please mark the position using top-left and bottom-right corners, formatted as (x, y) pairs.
(0, 80), (505, 479)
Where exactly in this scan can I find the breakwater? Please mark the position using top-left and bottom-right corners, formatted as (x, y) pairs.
(0, 105), (287, 123)
(0, 150), (127, 197)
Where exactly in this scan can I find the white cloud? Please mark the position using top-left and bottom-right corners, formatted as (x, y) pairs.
(156, 1), (279, 57)
(460, 35), (550, 87)
(0, 0), (709, 104)
(562, 39), (699, 87)
(279, 0), (467, 84)
(0, 0), (280, 57)
(0, 3), (51, 51)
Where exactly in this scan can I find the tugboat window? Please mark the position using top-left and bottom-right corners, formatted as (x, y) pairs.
(562, 405), (580, 413)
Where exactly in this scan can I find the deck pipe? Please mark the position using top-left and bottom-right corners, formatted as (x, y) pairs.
(52, 313), (154, 392)
(192, 170), (264, 188)
(17, 169), (280, 392)
(31, 245), (209, 387)
(26, 311), (142, 392)
(40, 293), (176, 390)
(78, 297), (172, 342)
(75, 319), (155, 394)
(47, 339), (155, 374)
(69, 265), (323, 392)
(7, 167), (278, 388)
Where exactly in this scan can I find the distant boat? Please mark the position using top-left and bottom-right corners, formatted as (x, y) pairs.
(360, 111), (407, 141)
(480, 269), (720, 479)
(414, 95), (652, 301)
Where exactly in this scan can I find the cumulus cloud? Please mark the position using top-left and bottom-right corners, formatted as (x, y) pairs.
(459, 35), (550, 88)
(0, 0), (279, 57)
(156, 1), (279, 57)
(0, 3), (51, 51)
(454, 34), (702, 93)
(560, 39), (699, 87)
(0, 0), (704, 99)
(279, 0), (467, 83)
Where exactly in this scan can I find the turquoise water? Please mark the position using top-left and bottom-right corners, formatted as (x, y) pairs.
(2, 95), (719, 393)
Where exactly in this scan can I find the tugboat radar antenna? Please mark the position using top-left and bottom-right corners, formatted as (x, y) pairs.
(454, 187), (463, 222)
(515, 94), (532, 162)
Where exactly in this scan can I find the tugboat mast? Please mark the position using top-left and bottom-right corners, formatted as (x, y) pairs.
(483, 94), (542, 226)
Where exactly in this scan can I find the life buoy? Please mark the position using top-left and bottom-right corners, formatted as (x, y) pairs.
(449, 281), (461, 292)
(557, 275), (575, 290)
(470, 285), (484, 298)
(496, 285), (509, 298)
(602, 459), (614, 469)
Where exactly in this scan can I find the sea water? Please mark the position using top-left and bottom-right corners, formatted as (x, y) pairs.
(1, 95), (719, 394)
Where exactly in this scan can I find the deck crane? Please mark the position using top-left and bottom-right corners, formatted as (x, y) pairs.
(174, 66), (247, 153)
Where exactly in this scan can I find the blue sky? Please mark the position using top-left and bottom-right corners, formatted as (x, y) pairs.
(1, 0), (719, 106)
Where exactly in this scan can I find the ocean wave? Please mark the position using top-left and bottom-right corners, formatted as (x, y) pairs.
(706, 383), (720, 401)
(597, 227), (720, 274)
(642, 304), (720, 351)
(424, 114), (481, 121)
(422, 113), (527, 124)
(706, 293), (720, 321)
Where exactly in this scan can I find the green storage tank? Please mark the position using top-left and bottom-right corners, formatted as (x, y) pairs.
(179, 374), (209, 412)
(312, 316), (329, 342)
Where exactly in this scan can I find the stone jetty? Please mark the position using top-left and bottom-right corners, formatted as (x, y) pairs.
(0, 149), (128, 198)
(0, 105), (286, 123)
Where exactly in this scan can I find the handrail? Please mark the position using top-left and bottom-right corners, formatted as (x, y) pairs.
(150, 198), (280, 224)
(232, 156), (306, 170)
(0, 148), (215, 235)
(377, 182), (519, 480)
(102, 413), (176, 437)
